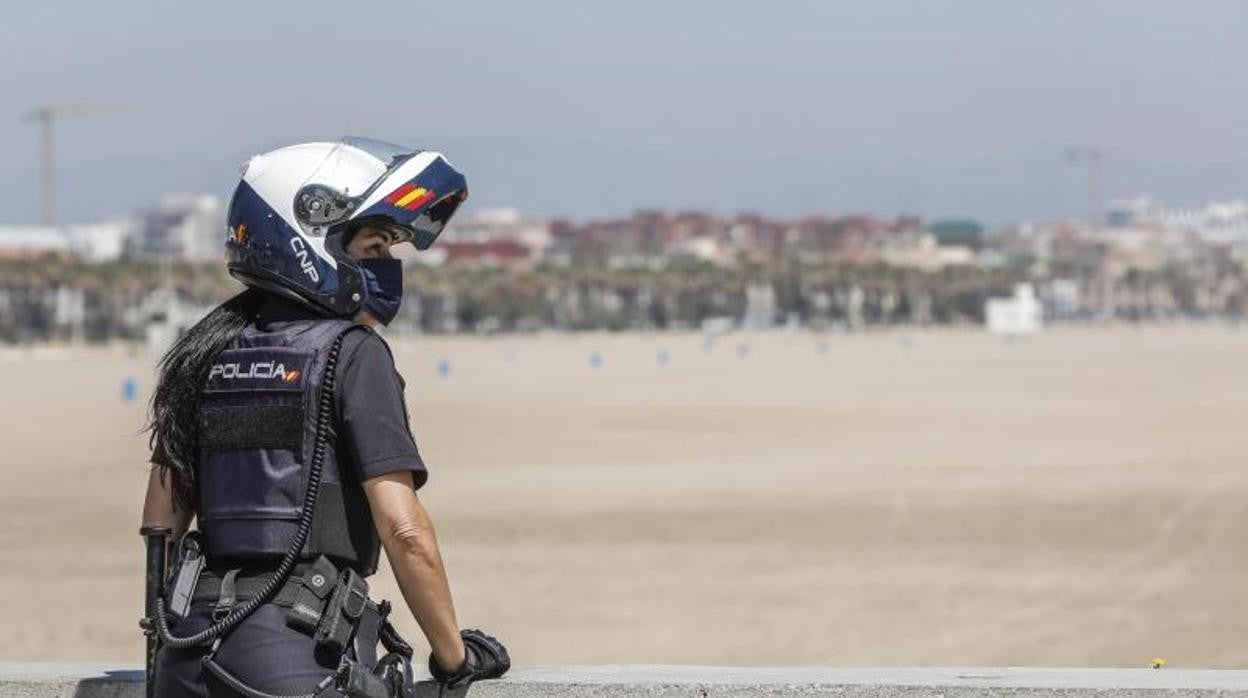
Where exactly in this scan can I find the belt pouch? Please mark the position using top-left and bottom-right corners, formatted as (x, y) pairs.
(166, 532), (206, 620)
(315, 568), (368, 656)
(286, 556), (338, 635)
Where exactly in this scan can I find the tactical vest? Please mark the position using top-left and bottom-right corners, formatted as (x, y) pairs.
(196, 317), (382, 575)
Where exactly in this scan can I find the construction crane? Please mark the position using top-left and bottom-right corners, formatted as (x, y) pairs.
(22, 103), (114, 226)
(1066, 146), (1105, 231)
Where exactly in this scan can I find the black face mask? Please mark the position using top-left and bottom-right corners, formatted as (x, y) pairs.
(358, 258), (403, 326)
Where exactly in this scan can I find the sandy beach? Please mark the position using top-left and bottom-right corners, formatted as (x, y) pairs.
(2, 324), (1247, 667)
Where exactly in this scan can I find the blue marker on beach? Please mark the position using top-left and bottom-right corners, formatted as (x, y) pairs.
(122, 377), (138, 403)
(437, 358), (452, 378)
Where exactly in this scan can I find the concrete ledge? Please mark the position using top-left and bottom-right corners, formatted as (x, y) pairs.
(0, 663), (144, 697)
(6, 663), (1248, 696)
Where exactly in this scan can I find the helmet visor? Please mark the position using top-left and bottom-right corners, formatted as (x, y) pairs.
(351, 150), (469, 250)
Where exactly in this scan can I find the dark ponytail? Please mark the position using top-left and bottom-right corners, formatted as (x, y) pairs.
(147, 288), (265, 512)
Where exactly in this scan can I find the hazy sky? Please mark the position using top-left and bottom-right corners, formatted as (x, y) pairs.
(3, 1), (1245, 225)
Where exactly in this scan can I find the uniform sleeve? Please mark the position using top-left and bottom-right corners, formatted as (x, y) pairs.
(336, 331), (428, 489)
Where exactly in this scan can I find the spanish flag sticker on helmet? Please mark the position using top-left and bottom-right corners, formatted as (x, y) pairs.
(384, 184), (436, 211)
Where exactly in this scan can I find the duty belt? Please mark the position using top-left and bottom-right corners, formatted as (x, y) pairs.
(191, 566), (334, 610)
(185, 555), (415, 696)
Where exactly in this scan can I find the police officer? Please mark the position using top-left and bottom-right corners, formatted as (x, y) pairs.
(140, 138), (509, 696)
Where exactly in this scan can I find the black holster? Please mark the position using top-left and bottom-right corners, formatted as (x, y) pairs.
(331, 602), (416, 698)
(336, 652), (416, 698)
(288, 560), (412, 662)
(337, 661), (392, 698)
(285, 556), (371, 658)
(316, 568), (369, 656)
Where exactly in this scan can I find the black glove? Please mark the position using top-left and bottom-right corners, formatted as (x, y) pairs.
(428, 628), (510, 689)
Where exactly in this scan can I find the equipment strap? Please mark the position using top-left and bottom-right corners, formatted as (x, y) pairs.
(201, 656), (343, 698)
(213, 569), (240, 621)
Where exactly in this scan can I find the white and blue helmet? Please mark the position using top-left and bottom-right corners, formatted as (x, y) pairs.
(226, 137), (468, 315)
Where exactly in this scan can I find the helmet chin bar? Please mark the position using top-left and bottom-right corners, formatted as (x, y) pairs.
(294, 184), (358, 237)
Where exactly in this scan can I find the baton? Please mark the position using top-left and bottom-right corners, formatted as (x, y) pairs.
(139, 525), (172, 698)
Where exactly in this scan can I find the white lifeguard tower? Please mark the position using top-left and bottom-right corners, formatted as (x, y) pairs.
(138, 289), (210, 358)
(985, 283), (1042, 337)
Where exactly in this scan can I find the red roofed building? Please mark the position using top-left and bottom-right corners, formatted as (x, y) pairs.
(440, 240), (532, 266)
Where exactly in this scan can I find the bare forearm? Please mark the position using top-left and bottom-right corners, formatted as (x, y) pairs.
(141, 467), (192, 534)
(365, 474), (466, 672)
(383, 526), (465, 670)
